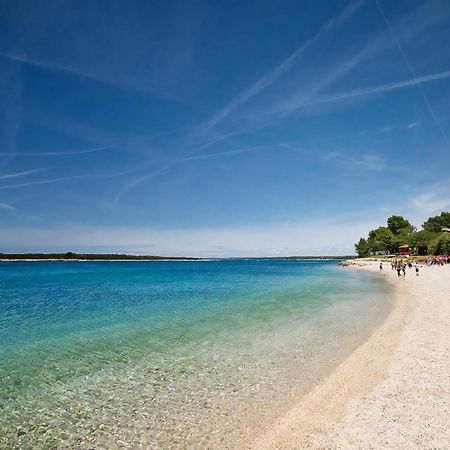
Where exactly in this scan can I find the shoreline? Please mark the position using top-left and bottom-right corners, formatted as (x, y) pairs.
(246, 260), (449, 449)
(0, 258), (209, 262)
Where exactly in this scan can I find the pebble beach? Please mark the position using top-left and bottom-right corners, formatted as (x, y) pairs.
(248, 260), (450, 449)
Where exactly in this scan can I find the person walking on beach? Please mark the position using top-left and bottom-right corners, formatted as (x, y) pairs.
(396, 264), (402, 277)
(379, 262), (383, 271)
(415, 263), (420, 276)
(401, 263), (406, 277)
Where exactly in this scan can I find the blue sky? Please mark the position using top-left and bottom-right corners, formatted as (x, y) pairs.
(1, 0), (450, 256)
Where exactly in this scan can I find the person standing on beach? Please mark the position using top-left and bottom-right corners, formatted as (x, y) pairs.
(396, 264), (402, 277)
(415, 263), (420, 276)
(401, 263), (406, 277)
(379, 262), (383, 271)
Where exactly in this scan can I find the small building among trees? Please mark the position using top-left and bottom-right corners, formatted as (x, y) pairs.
(354, 212), (450, 257)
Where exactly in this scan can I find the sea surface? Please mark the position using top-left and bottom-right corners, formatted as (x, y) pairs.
(0, 259), (393, 448)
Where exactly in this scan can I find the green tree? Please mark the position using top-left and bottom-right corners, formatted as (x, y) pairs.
(429, 233), (450, 255)
(410, 230), (437, 254)
(355, 238), (371, 257)
(354, 211), (450, 258)
(422, 212), (450, 233)
(368, 227), (395, 254)
(440, 234), (450, 254)
(387, 215), (415, 235)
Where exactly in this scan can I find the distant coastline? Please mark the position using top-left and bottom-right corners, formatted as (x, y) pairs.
(0, 253), (354, 262)
(0, 252), (202, 261)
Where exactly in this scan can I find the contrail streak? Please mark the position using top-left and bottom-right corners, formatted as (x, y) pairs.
(305, 69), (450, 106)
(0, 169), (47, 180)
(183, 145), (276, 161)
(112, 165), (172, 206)
(0, 175), (88, 190)
(0, 52), (138, 90)
(205, 0), (364, 128)
(113, 144), (284, 205)
(374, 0), (450, 147)
(228, 1), (449, 125)
(0, 146), (112, 156)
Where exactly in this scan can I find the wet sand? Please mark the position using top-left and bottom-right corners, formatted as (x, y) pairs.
(247, 260), (450, 449)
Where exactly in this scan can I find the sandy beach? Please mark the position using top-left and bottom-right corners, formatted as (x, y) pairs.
(247, 260), (450, 449)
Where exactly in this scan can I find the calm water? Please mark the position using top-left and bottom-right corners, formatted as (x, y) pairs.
(0, 259), (393, 448)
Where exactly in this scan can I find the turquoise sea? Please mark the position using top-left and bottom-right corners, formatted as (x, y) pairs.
(0, 259), (393, 448)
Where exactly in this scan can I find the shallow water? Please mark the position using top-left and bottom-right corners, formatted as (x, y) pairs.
(0, 259), (393, 448)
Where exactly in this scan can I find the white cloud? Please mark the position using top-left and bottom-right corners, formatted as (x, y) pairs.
(379, 126), (393, 134)
(0, 218), (383, 257)
(406, 122), (418, 129)
(4, 191), (448, 256)
(0, 202), (15, 210)
(411, 193), (450, 216)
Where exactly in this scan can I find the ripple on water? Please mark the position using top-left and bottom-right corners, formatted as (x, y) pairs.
(0, 261), (393, 448)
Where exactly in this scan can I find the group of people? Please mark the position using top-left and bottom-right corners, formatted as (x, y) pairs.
(379, 255), (450, 277)
(380, 259), (420, 277)
(426, 255), (449, 266)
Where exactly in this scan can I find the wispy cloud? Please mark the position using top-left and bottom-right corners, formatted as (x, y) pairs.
(302, 69), (450, 108)
(233, 0), (450, 124)
(0, 175), (87, 190)
(412, 192), (450, 216)
(183, 144), (278, 161)
(0, 168), (47, 180)
(374, 0), (450, 147)
(205, 0), (364, 129)
(0, 60), (23, 169)
(0, 0), (201, 99)
(0, 52), (126, 88)
(379, 126), (393, 133)
(380, 178), (450, 227)
(323, 152), (387, 171)
(0, 217), (382, 257)
(0, 202), (15, 210)
(110, 136), (227, 206)
(0, 50), (163, 96)
(112, 165), (173, 206)
(113, 144), (284, 205)
(0, 145), (112, 156)
(407, 122), (418, 129)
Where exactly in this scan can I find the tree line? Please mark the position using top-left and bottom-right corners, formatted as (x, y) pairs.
(355, 212), (450, 257)
(0, 252), (201, 261)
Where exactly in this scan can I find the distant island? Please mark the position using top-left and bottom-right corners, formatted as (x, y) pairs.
(0, 252), (202, 261)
